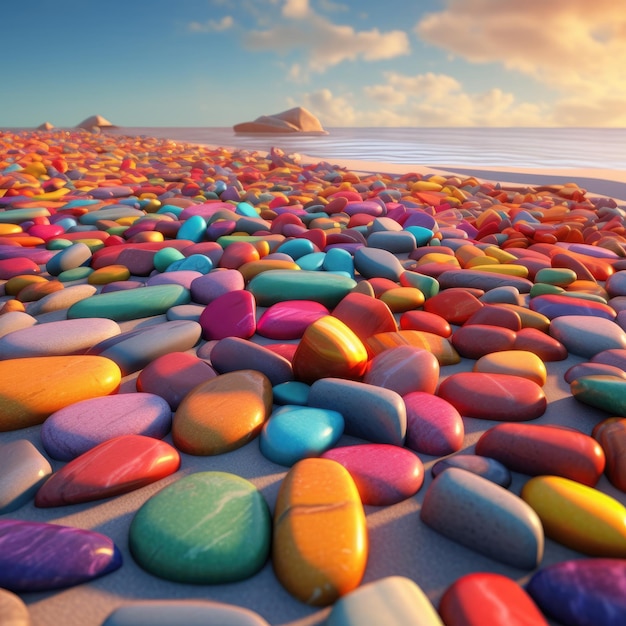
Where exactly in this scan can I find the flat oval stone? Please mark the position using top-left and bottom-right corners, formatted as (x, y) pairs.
(404, 391), (464, 456)
(129, 472), (270, 583)
(423, 290), (483, 325)
(451, 324), (517, 359)
(399, 310), (452, 337)
(440, 572), (548, 626)
(68, 284), (190, 321)
(321, 443), (424, 506)
(565, 362), (626, 384)
(247, 269), (356, 307)
(46, 242), (92, 276)
(260, 405), (344, 466)
(272, 458), (368, 606)
(172, 370), (272, 455)
(431, 454), (512, 487)
(147, 269), (202, 289)
(326, 576), (444, 626)
(571, 375), (626, 415)
(102, 600), (271, 626)
(309, 377), (406, 446)
(530, 293), (616, 320)
(0, 310), (37, 339)
(199, 290), (256, 340)
(0, 519), (122, 592)
(513, 327), (568, 361)
(475, 423), (605, 486)
(256, 300), (329, 339)
(35, 435), (180, 507)
(521, 475), (626, 557)
(136, 351), (217, 410)
(550, 315), (626, 359)
(366, 330), (460, 365)
(364, 345), (439, 395)
(420, 467), (544, 569)
(0, 439), (52, 513)
(190, 269), (245, 304)
(474, 349), (547, 386)
(464, 303), (522, 330)
(293, 315), (369, 384)
(437, 269), (533, 293)
(0, 588), (30, 626)
(89, 320), (201, 376)
(41, 392), (172, 461)
(0, 355), (121, 432)
(593, 418), (626, 492)
(438, 372), (546, 421)
(526, 559), (626, 626)
(26, 283), (97, 315)
(0, 317), (121, 359)
(353, 246), (405, 281)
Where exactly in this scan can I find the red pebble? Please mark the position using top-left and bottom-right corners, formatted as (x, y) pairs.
(513, 327), (568, 360)
(218, 241), (260, 269)
(464, 304), (522, 331)
(399, 310), (452, 337)
(592, 418), (626, 492)
(451, 324), (517, 359)
(332, 291), (397, 344)
(423, 289), (483, 324)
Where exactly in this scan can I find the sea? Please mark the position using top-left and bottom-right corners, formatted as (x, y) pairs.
(108, 126), (626, 171)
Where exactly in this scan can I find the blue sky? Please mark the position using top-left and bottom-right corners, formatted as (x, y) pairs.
(3, 0), (625, 127)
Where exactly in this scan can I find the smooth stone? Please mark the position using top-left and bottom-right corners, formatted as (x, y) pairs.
(364, 345), (439, 395)
(535, 267), (578, 286)
(166, 303), (205, 321)
(326, 576), (443, 626)
(209, 336), (294, 386)
(366, 330), (461, 365)
(564, 361), (626, 384)
(498, 303), (551, 331)
(530, 293), (616, 320)
(292, 315), (369, 384)
(260, 405), (344, 466)
(431, 454), (512, 487)
(513, 327), (568, 361)
(0, 317), (121, 359)
(199, 290), (256, 340)
(521, 475), (626, 557)
(399, 310), (452, 337)
(272, 380), (310, 405)
(463, 303), (522, 330)
(332, 291), (397, 344)
(400, 269), (440, 299)
(451, 324), (517, 359)
(172, 370), (272, 455)
(0, 588), (30, 626)
(571, 375), (626, 416)
(323, 246), (354, 277)
(475, 423), (605, 486)
(550, 315), (626, 358)
(0, 440), (52, 513)
(309, 377), (406, 446)
(379, 286), (425, 312)
(440, 572), (548, 626)
(526, 559), (626, 626)
(437, 269), (533, 293)
(0, 355), (121, 432)
(88, 264), (131, 285)
(272, 458), (368, 606)
(321, 443), (424, 506)
(592, 348), (626, 370)
(278, 238), (316, 260)
(102, 600), (271, 626)
(146, 269), (202, 289)
(89, 320), (201, 376)
(35, 435), (180, 507)
(136, 351), (217, 409)
(46, 242), (92, 276)
(129, 472), (271, 583)
(189, 269), (245, 304)
(404, 391), (464, 456)
(420, 467), (544, 569)
(41, 392), (172, 461)
(0, 311), (36, 338)
(68, 284), (190, 321)
(153, 247), (185, 272)
(0, 257), (41, 280)
(593, 418), (626, 492)
(256, 300), (329, 339)
(438, 372), (546, 421)
(26, 283), (97, 315)
(474, 350), (547, 386)
(423, 289), (483, 324)
(247, 269), (356, 307)
(0, 519), (122, 592)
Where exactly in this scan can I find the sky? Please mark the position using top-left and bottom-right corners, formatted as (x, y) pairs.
(3, 0), (626, 128)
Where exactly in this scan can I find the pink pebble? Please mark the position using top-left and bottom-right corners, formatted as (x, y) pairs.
(199, 289), (256, 340)
(256, 300), (329, 340)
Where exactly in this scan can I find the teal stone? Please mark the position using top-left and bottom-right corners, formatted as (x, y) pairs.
(405, 225), (434, 247)
(400, 270), (439, 299)
(168, 254), (213, 274)
(367, 231), (416, 254)
(46, 238), (73, 250)
(58, 266), (93, 282)
(0, 207), (50, 223)
(259, 405), (344, 466)
(129, 472), (271, 584)
(297, 252), (325, 271)
(79, 207), (145, 225)
(571, 375), (626, 416)
(156, 204), (184, 217)
(177, 215), (207, 243)
(154, 247), (185, 273)
(217, 235), (281, 252)
(247, 270), (356, 307)
(235, 201), (258, 217)
(272, 381), (310, 405)
(67, 284), (190, 321)
(323, 247), (354, 278)
(276, 238), (316, 260)
(354, 246), (405, 281)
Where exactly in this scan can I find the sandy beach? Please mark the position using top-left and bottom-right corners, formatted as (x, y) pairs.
(1, 128), (626, 626)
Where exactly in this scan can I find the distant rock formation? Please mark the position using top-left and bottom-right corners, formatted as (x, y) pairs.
(234, 107), (327, 135)
(37, 122), (54, 130)
(76, 115), (116, 130)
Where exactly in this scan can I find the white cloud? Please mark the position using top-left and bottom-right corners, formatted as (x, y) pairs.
(415, 0), (626, 126)
(282, 0), (310, 19)
(189, 15), (234, 32)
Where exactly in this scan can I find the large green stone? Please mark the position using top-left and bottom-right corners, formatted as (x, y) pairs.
(129, 472), (271, 583)
(248, 270), (357, 307)
(571, 375), (626, 416)
(67, 284), (190, 321)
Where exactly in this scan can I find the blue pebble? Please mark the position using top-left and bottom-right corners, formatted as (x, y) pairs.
(157, 204), (184, 217)
(273, 381), (311, 406)
(177, 215), (207, 242)
(235, 202), (258, 217)
(174, 254), (213, 274)
(323, 247), (354, 278)
(297, 252), (326, 271)
(276, 238), (315, 260)
(405, 226), (434, 247)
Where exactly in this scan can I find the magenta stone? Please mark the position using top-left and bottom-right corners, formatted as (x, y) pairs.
(256, 300), (329, 340)
(199, 290), (256, 340)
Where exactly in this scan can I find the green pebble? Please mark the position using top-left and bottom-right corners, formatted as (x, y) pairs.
(58, 266), (94, 282)
(153, 247), (185, 273)
(534, 268), (577, 286)
(571, 375), (626, 416)
(129, 472), (271, 584)
(46, 238), (73, 251)
(400, 271), (439, 299)
(530, 283), (565, 297)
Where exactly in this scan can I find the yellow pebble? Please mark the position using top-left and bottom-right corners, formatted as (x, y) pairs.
(88, 265), (131, 285)
(0, 224), (23, 236)
(474, 350), (547, 386)
(465, 256), (502, 269)
(5, 274), (48, 296)
(416, 253), (460, 268)
(473, 264), (529, 278)
(483, 246), (518, 264)
(379, 287), (425, 313)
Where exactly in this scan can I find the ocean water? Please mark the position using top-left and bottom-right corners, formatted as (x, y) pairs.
(111, 126), (626, 170)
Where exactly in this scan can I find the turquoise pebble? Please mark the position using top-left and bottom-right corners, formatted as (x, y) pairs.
(154, 247), (185, 273)
(58, 266), (94, 282)
(401, 271), (439, 299)
(177, 215), (207, 242)
(0, 208), (50, 223)
(272, 381), (310, 405)
(259, 405), (344, 466)
(156, 204), (184, 217)
(46, 238), (73, 251)
(405, 225), (434, 246)
(235, 202), (258, 217)
(79, 207), (144, 225)
(323, 247), (354, 278)
(169, 254), (213, 274)
(297, 252), (325, 271)
(276, 238), (315, 260)
(129, 472), (271, 583)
